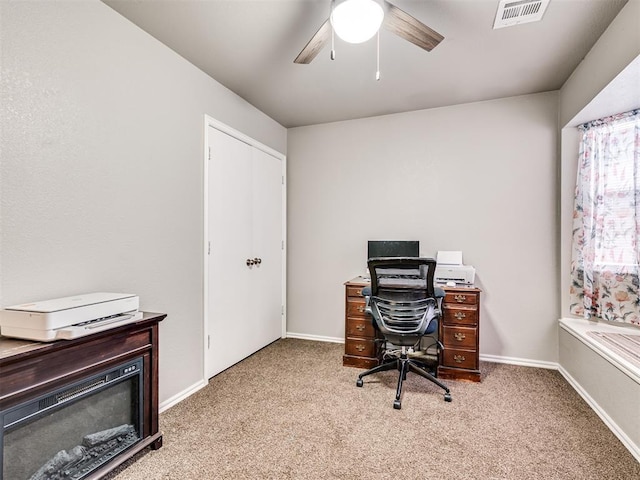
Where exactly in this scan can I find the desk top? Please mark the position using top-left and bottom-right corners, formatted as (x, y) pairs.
(345, 276), (481, 292)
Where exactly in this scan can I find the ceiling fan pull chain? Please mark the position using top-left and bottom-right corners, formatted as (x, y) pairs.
(330, 0), (336, 60)
(331, 29), (335, 60)
(376, 30), (381, 81)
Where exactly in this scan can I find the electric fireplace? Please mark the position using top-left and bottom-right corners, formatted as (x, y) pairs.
(1, 358), (143, 479)
(0, 311), (165, 480)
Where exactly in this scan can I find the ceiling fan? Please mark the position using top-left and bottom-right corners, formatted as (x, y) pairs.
(294, 0), (444, 65)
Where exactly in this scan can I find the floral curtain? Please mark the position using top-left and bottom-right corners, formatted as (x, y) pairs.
(570, 109), (640, 325)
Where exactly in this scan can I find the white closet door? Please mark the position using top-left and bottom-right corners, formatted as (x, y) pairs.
(207, 126), (253, 378)
(250, 147), (283, 353)
(207, 125), (284, 380)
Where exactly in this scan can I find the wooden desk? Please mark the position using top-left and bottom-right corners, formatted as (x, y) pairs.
(343, 277), (481, 382)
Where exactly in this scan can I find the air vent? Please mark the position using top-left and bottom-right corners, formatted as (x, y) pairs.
(493, 0), (550, 29)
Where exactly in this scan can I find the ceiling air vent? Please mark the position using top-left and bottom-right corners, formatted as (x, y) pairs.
(493, 0), (550, 29)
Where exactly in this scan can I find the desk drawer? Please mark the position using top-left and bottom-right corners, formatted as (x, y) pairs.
(346, 317), (376, 338)
(343, 355), (380, 369)
(442, 306), (477, 326)
(346, 285), (366, 298)
(346, 298), (367, 318)
(345, 338), (378, 358)
(441, 325), (476, 349)
(441, 348), (478, 370)
(444, 292), (478, 306)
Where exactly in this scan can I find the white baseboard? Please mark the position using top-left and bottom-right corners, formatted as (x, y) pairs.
(558, 364), (640, 463)
(159, 379), (207, 413)
(480, 353), (558, 370)
(285, 331), (344, 344)
(283, 335), (560, 370)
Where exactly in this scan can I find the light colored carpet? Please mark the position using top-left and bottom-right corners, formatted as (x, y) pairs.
(106, 339), (639, 479)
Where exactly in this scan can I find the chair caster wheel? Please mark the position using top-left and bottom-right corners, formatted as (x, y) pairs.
(444, 393), (452, 402)
(393, 400), (401, 409)
(356, 378), (363, 387)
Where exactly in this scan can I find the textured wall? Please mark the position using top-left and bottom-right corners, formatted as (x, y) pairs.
(287, 92), (559, 364)
(559, 0), (640, 127)
(0, 1), (286, 405)
(558, 0), (640, 318)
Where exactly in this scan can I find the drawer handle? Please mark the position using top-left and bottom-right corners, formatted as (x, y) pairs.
(356, 324), (366, 332)
(454, 332), (466, 341)
(454, 312), (466, 320)
(453, 354), (466, 363)
(357, 306), (365, 313)
(454, 294), (467, 303)
(355, 344), (366, 352)
(357, 289), (363, 296)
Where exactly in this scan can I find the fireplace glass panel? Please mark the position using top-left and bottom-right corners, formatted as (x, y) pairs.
(2, 358), (142, 480)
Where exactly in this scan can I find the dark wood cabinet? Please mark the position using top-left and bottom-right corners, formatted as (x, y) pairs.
(343, 278), (383, 368)
(438, 287), (481, 382)
(343, 278), (481, 382)
(0, 311), (166, 479)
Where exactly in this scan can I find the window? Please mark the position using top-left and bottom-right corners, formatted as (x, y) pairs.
(569, 109), (640, 325)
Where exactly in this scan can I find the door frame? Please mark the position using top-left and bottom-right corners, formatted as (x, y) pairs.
(203, 115), (287, 382)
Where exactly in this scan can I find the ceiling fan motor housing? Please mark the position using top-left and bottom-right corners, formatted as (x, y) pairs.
(330, 0), (385, 44)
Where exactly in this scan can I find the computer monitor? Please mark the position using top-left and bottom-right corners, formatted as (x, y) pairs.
(367, 240), (419, 260)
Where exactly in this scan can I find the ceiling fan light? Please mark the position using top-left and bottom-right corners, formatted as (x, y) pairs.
(330, 0), (384, 44)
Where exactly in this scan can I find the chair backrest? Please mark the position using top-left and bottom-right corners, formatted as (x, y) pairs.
(367, 257), (439, 346)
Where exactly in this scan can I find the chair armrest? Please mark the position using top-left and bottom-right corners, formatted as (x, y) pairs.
(434, 287), (445, 318)
(361, 286), (372, 315)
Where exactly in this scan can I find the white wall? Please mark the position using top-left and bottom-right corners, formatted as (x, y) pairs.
(559, 0), (640, 128)
(0, 0), (286, 405)
(287, 92), (559, 365)
(558, 0), (640, 317)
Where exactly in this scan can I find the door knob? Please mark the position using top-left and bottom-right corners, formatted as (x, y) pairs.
(246, 258), (255, 266)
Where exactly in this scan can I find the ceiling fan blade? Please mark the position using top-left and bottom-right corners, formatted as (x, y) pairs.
(294, 19), (331, 64)
(383, 0), (444, 52)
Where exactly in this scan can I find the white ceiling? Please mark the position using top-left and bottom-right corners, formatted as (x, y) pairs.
(102, 0), (628, 128)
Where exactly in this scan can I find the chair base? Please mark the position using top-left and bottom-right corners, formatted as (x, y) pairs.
(356, 353), (452, 409)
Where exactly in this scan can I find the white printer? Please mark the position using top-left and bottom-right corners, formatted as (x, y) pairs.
(0, 292), (141, 342)
(434, 251), (476, 285)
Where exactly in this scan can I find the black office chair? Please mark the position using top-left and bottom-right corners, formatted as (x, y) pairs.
(356, 257), (452, 409)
